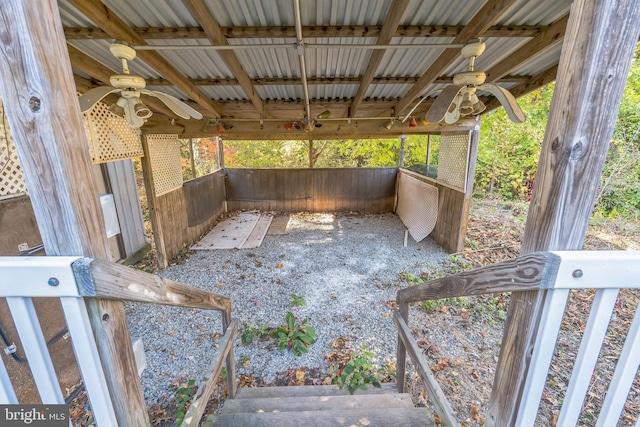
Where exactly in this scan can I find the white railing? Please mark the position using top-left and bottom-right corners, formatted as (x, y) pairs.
(0, 256), (236, 427)
(395, 250), (640, 427)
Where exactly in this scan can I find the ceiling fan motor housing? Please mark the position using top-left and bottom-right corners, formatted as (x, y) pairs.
(110, 74), (146, 90)
(453, 71), (486, 86)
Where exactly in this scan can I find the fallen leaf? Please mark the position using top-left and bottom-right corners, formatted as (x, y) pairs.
(276, 263), (284, 268)
(550, 413), (558, 427)
(322, 376), (332, 385)
(381, 312), (389, 318)
(167, 330), (177, 336)
(216, 283), (223, 289)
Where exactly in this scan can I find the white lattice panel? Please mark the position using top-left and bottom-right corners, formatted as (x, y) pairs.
(146, 134), (183, 197)
(0, 99), (27, 199)
(83, 101), (143, 164)
(437, 131), (471, 191)
(396, 172), (438, 242)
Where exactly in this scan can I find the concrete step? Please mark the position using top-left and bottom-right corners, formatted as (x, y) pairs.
(214, 407), (435, 426)
(221, 392), (414, 414)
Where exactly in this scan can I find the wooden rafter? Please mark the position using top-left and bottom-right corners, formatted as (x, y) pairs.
(394, 0), (519, 115)
(182, 0), (265, 116)
(63, 24), (547, 40)
(483, 65), (559, 112)
(350, 0), (412, 116)
(143, 75), (530, 87)
(67, 44), (177, 118)
(484, 15), (569, 83)
(67, 0), (223, 117)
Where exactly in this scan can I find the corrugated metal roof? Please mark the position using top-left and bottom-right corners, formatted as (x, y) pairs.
(57, 0), (578, 127)
(146, 39), (234, 78)
(496, 0), (571, 26)
(510, 43), (564, 76)
(403, 0), (488, 26)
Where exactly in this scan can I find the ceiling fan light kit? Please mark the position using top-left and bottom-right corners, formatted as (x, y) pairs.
(426, 39), (525, 125)
(78, 42), (203, 128)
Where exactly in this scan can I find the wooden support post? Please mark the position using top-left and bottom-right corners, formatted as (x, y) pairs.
(0, 1), (149, 425)
(141, 135), (168, 269)
(426, 135), (432, 168)
(217, 137), (225, 169)
(398, 135), (406, 168)
(487, 1), (640, 425)
(189, 138), (197, 179)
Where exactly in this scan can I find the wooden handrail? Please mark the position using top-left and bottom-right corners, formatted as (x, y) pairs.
(184, 318), (238, 426)
(72, 258), (233, 312)
(396, 251), (560, 305)
(394, 312), (459, 427)
(395, 251), (560, 424)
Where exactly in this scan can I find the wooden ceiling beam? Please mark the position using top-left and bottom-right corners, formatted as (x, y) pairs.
(182, 0), (265, 116)
(484, 65), (558, 112)
(350, 0), (412, 116)
(141, 115), (477, 140)
(393, 0), (519, 115)
(484, 15), (568, 83)
(144, 75), (530, 87)
(64, 24), (546, 40)
(67, 0), (223, 117)
(67, 44), (178, 118)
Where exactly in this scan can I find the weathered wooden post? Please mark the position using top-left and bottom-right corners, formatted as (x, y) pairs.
(487, 0), (640, 425)
(398, 135), (406, 168)
(0, 1), (149, 425)
(217, 136), (225, 169)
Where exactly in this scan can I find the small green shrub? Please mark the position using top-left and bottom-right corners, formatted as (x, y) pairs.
(241, 323), (270, 345)
(290, 293), (306, 307)
(272, 312), (316, 356)
(172, 378), (196, 426)
(329, 344), (382, 394)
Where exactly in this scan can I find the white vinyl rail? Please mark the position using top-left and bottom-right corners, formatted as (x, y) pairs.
(0, 256), (118, 426)
(515, 251), (640, 427)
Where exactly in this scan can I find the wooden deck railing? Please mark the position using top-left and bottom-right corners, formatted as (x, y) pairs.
(394, 251), (640, 427)
(0, 256), (238, 427)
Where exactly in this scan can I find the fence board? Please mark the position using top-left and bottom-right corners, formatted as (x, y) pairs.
(225, 168), (397, 213)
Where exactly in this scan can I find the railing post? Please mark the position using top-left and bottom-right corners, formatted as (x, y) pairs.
(222, 309), (237, 398)
(396, 300), (409, 392)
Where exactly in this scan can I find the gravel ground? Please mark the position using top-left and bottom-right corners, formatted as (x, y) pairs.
(125, 212), (448, 406)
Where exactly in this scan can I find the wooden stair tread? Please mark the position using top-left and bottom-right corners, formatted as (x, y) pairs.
(214, 408), (435, 426)
(221, 393), (414, 414)
(233, 383), (398, 399)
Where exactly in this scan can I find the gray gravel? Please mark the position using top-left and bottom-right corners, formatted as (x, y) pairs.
(125, 212), (448, 406)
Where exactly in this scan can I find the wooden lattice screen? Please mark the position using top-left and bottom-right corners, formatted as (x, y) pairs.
(145, 134), (183, 197)
(437, 131), (471, 191)
(0, 99), (27, 199)
(82, 101), (143, 164)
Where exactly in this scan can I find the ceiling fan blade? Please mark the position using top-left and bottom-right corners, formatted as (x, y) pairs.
(78, 86), (119, 113)
(140, 89), (203, 120)
(425, 85), (464, 123)
(444, 93), (462, 124)
(478, 84), (526, 123)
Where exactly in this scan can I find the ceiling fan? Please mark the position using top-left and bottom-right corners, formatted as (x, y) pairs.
(78, 42), (203, 128)
(425, 39), (525, 124)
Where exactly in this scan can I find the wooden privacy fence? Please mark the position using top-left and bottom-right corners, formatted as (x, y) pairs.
(225, 168), (398, 213)
(395, 250), (640, 426)
(0, 256), (238, 426)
